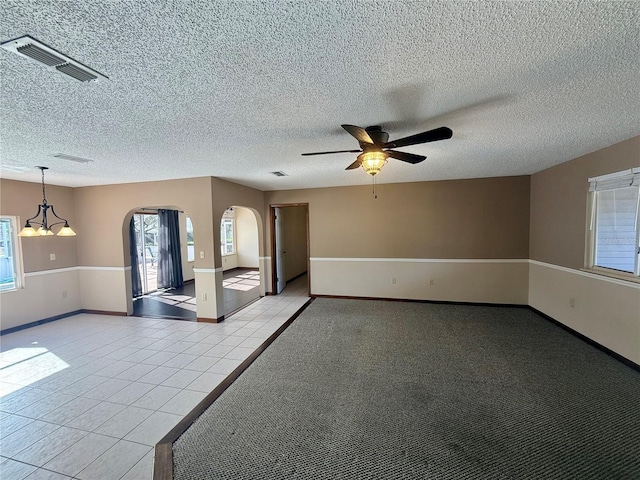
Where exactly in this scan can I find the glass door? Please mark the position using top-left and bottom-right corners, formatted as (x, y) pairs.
(133, 213), (158, 295)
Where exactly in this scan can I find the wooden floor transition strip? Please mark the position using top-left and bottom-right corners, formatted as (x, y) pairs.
(153, 297), (314, 480)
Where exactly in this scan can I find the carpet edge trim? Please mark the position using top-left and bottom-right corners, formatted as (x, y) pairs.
(152, 297), (315, 480)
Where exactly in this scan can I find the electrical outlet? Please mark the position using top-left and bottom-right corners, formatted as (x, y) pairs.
(429, 279), (435, 286)
(569, 298), (575, 308)
(50, 253), (56, 261)
(200, 251), (205, 259)
(201, 293), (207, 301)
(392, 277), (397, 285)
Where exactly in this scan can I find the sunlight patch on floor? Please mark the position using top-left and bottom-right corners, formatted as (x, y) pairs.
(0, 347), (69, 397)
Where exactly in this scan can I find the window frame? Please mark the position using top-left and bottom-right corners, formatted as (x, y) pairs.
(220, 218), (236, 256)
(0, 216), (25, 292)
(185, 215), (195, 262)
(585, 167), (640, 283)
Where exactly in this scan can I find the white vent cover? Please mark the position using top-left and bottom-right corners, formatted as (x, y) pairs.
(51, 153), (95, 163)
(1, 35), (108, 82)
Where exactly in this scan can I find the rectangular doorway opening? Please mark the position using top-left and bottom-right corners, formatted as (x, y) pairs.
(270, 204), (310, 295)
(132, 212), (158, 295)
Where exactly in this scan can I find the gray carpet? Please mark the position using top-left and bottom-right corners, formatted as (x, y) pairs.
(173, 299), (640, 479)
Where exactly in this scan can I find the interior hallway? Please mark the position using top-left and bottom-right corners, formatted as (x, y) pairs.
(0, 275), (309, 480)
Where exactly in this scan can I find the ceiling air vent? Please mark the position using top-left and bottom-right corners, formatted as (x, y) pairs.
(271, 171), (288, 177)
(56, 63), (97, 82)
(51, 153), (94, 164)
(1, 35), (108, 82)
(17, 44), (65, 66)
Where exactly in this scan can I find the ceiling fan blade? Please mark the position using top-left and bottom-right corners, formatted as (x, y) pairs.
(386, 150), (426, 164)
(341, 124), (374, 145)
(301, 149), (361, 156)
(345, 159), (362, 170)
(385, 126), (453, 149)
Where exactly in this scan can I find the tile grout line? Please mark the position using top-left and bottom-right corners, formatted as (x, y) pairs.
(1, 280), (311, 480)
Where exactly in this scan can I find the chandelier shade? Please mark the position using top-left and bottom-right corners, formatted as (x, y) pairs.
(18, 167), (76, 237)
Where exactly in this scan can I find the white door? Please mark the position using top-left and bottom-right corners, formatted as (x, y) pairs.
(274, 207), (286, 294)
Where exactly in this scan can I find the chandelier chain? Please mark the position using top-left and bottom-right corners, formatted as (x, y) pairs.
(41, 167), (48, 204)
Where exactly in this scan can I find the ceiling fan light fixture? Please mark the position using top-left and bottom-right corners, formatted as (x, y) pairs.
(359, 151), (388, 176)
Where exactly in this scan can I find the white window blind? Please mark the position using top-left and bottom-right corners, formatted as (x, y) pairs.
(589, 167), (640, 192)
(588, 167), (640, 277)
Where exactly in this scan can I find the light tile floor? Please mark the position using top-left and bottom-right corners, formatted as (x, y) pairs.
(0, 277), (309, 479)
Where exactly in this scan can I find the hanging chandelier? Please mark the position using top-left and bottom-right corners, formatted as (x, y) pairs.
(18, 167), (76, 237)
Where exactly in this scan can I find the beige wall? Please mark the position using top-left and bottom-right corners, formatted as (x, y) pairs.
(529, 135), (640, 365)
(221, 253), (238, 271)
(74, 177), (214, 268)
(265, 177), (529, 258)
(530, 136), (640, 270)
(264, 176), (531, 303)
(1, 176), (266, 326)
(73, 176), (266, 319)
(67, 176), (221, 316)
(211, 178), (265, 267)
(265, 176), (530, 260)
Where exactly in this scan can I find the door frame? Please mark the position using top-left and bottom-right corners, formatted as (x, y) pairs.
(274, 207), (286, 294)
(132, 211), (159, 295)
(269, 203), (310, 295)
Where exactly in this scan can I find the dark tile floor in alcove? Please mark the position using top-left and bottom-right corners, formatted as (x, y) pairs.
(132, 269), (261, 320)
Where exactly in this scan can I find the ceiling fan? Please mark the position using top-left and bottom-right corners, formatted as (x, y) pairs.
(301, 125), (453, 176)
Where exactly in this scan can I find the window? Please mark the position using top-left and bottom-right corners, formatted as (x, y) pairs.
(0, 216), (22, 291)
(588, 168), (640, 278)
(221, 218), (235, 255)
(186, 216), (195, 262)
(221, 208), (235, 256)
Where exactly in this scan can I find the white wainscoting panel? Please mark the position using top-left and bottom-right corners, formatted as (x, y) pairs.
(529, 260), (640, 365)
(78, 267), (130, 314)
(310, 258), (529, 305)
(1, 268), (81, 330)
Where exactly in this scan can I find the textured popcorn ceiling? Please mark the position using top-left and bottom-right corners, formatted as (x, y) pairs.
(1, 1), (638, 189)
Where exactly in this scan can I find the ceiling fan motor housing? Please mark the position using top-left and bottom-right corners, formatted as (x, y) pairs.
(364, 126), (389, 146)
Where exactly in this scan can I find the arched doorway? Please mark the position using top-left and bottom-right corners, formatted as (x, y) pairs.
(124, 206), (197, 320)
(220, 206), (261, 316)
